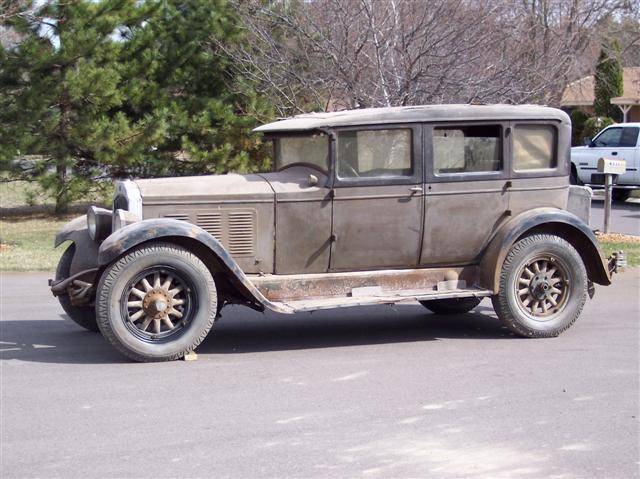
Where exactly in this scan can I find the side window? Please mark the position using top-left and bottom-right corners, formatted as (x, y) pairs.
(593, 127), (622, 147)
(513, 125), (557, 171)
(337, 129), (412, 178)
(620, 127), (639, 147)
(433, 125), (502, 174)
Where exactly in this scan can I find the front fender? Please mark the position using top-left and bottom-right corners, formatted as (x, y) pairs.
(54, 214), (100, 275)
(479, 208), (611, 292)
(55, 215), (87, 247)
(98, 218), (293, 314)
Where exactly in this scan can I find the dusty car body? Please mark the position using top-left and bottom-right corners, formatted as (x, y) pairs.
(50, 104), (621, 362)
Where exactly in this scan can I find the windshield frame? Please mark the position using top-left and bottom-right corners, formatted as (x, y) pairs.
(269, 131), (331, 175)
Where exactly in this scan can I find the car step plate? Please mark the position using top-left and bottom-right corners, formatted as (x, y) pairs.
(278, 287), (493, 313)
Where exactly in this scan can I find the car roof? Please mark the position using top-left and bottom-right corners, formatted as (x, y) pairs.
(603, 123), (640, 128)
(254, 104), (570, 133)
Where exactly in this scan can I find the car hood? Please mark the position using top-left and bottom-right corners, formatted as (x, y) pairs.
(135, 173), (274, 205)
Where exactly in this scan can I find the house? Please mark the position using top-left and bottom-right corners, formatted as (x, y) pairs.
(561, 67), (640, 122)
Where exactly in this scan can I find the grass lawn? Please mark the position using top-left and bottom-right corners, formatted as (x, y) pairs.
(0, 215), (74, 271)
(1, 215), (639, 272)
(600, 242), (639, 266)
(0, 177), (112, 211)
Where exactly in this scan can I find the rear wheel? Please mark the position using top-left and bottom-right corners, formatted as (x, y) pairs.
(55, 244), (99, 332)
(96, 242), (217, 362)
(492, 234), (587, 337)
(420, 297), (482, 315)
(612, 189), (631, 202)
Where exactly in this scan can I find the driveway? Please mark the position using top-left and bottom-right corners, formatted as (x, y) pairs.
(590, 196), (640, 235)
(1, 271), (639, 478)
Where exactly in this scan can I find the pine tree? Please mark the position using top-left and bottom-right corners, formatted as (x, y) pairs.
(116, 0), (273, 178)
(0, 0), (272, 214)
(593, 40), (623, 121)
(0, 1), (152, 212)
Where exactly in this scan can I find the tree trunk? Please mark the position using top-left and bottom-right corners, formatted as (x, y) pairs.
(54, 159), (69, 215)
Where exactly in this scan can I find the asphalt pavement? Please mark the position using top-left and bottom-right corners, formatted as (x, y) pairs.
(1, 270), (638, 478)
(589, 197), (640, 235)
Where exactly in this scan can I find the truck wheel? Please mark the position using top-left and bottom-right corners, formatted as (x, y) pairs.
(612, 189), (631, 202)
(491, 234), (587, 337)
(96, 242), (217, 362)
(55, 244), (99, 332)
(569, 164), (580, 185)
(420, 297), (482, 315)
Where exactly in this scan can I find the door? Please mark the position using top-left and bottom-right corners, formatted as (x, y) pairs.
(330, 125), (424, 271)
(263, 167), (333, 274)
(420, 123), (510, 265)
(579, 126), (639, 185)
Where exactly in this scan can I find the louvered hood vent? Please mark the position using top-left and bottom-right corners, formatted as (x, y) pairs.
(162, 209), (256, 258)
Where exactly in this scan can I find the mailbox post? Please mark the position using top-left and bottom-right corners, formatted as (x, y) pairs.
(597, 157), (626, 233)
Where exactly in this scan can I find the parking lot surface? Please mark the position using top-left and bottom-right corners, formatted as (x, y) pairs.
(1, 270), (638, 478)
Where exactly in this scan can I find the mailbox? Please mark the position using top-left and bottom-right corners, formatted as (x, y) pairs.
(597, 157), (626, 233)
(597, 157), (626, 175)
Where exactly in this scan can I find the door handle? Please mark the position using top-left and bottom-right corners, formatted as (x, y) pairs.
(409, 186), (423, 193)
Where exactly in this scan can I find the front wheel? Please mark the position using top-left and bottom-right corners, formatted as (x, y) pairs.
(55, 244), (99, 332)
(96, 242), (217, 362)
(492, 234), (587, 337)
(569, 164), (580, 185)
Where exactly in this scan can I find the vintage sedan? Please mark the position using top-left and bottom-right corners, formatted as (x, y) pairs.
(50, 104), (620, 362)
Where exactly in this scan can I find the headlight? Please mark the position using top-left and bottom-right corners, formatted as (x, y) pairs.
(113, 208), (140, 231)
(87, 206), (112, 242)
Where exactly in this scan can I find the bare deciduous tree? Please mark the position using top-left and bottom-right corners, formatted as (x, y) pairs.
(219, 0), (638, 115)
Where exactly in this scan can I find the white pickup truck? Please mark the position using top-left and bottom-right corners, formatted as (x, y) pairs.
(571, 123), (640, 201)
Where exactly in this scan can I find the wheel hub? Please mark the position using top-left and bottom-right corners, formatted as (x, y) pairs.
(142, 289), (172, 319)
(123, 269), (191, 339)
(516, 256), (569, 318)
(529, 274), (551, 300)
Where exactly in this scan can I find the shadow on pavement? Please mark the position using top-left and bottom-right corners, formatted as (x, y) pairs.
(199, 303), (516, 354)
(0, 304), (516, 364)
(0, 314), (126, 364)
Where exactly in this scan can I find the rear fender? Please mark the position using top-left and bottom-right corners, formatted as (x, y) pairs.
(97, 218), (292, 314)
(479, 208), (611, 292)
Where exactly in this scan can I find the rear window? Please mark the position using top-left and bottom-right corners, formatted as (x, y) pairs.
(513, 125), (557, 171)
(433, 125), (502, 174)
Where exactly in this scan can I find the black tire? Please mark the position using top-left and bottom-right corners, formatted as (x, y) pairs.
(491, 234), (587, 338)
(569, 164), (580, 185)
(96, 242), (217, 362)
(612, 189), (631, 202)
(420, 297), (482, 315)
(55, 244), (99, 332)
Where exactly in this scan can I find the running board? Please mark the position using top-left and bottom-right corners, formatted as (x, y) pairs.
(248, 266), (492, 314)
(270, 287), (493, 313)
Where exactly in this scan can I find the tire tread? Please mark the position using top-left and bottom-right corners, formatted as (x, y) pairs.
(491, 234), (587, 338)
(96, 242), (216, 362)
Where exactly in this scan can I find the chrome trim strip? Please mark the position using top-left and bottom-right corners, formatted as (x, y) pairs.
(143, 199), (275, 205)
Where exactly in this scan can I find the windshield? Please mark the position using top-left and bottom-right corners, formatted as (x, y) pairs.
(274, 133), (329, 172)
